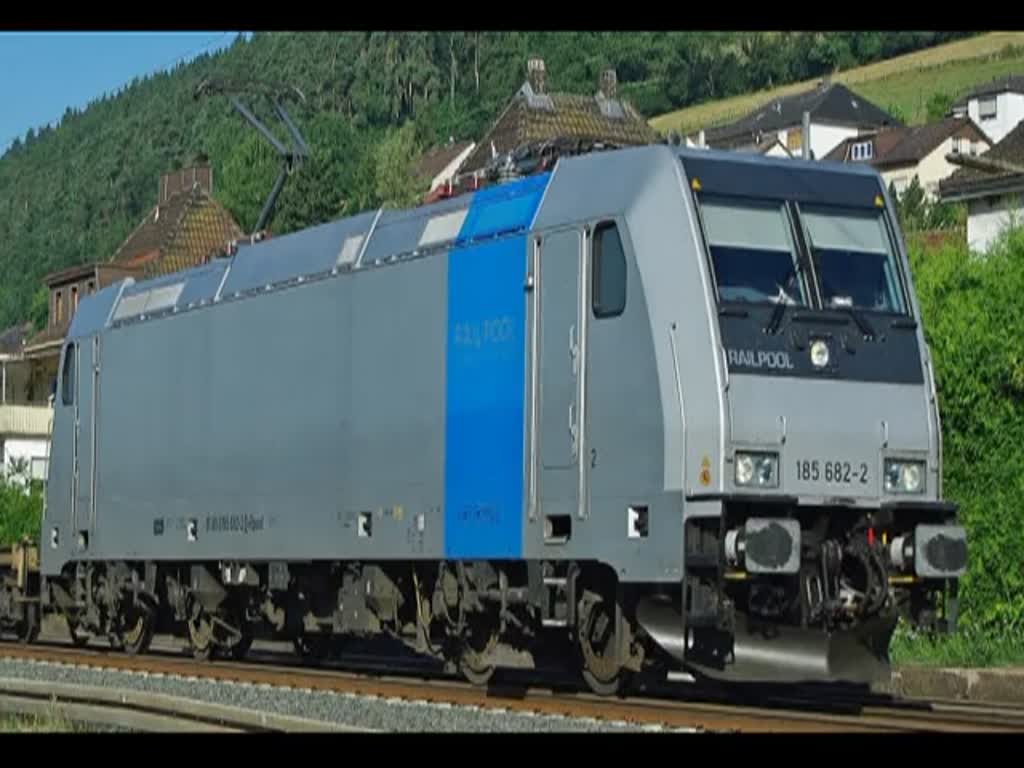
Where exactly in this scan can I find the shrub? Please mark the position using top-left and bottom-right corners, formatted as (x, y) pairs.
(909, 224), (1024, 638)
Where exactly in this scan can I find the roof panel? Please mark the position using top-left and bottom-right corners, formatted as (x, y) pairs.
(458, 172), (550, 242)
(176, 261), (230, 308)
(221, 211), (377, 297)
(360, 196), (470, 265)
(69, 281), (131, 338)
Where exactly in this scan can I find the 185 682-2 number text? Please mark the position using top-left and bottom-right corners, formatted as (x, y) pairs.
(796, 459), (868, 485)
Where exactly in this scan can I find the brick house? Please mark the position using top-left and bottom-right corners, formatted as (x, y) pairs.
(417, 58), (659, 203)
(21, 158), (243, 380)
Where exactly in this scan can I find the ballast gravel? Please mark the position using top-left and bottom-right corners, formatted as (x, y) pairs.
(0, 657), (689, 732)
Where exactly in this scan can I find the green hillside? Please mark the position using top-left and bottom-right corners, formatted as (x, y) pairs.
(0, 32), (972, 331)
(650, 32), (1024, 134)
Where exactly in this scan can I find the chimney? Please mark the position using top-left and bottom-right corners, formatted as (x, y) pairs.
(599, 68), (618, 99)
(527, 57), (546, 94)
(159, 157), (213, 205)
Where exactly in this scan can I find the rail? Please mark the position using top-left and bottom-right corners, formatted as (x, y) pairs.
(2, 639), (1022, 733)
(0, 676), (369, 733)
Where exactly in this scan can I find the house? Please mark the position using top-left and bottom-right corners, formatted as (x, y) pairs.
(939, 120), (1024, 253)
(0, 404), (52, 484)
(1, 323), (33, 406)
(736, 134), (793, 159)
(410, 138), (476, 193)
(0, 324), (52, 483)
(455, 59), (659, 182)
(950, 75), (1024, 145)
(824, 116), (991, 199)
(21, 158), (244, 374)
(697, 80), (900, 160)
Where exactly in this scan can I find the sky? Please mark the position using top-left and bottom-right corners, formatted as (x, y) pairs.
(0, 32), (246, 153)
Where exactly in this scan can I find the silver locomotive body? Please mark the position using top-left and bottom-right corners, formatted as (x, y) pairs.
(37, 145), (964, 687)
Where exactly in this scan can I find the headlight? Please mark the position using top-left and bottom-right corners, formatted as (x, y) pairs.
(810, 339), (830, 368)
(884, 458), (926, 494)
(734, 451), (779, 488)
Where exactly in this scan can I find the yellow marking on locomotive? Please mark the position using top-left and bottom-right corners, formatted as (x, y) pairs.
(888, 575), (919, 585)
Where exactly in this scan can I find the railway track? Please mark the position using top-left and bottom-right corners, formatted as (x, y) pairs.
(2, 632), (1022, 733)
(0, 675), (363, 732)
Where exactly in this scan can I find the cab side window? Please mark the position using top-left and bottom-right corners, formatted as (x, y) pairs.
(592, 221), (627, 318)
(61, 343), (75, 406)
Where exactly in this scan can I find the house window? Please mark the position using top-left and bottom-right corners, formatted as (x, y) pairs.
(72, 285), (79, 313)
(952, 137), (962, 154)
(87, 280), (95, 293)
(850, 141), (873, 161)
(970, 141), (979, 156)
(592, 221), (627, 318)
(55, 291), (63, 325)
(979, 96), (997, 120)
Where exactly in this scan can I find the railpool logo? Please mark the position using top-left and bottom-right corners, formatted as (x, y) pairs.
(727, 348), (795, 370)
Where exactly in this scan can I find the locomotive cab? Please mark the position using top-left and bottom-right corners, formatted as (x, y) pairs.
(664, 150), (966, 683)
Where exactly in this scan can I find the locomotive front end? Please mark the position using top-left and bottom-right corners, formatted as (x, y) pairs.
(675, 152), (966, 685)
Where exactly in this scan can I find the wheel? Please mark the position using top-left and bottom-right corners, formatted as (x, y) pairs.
(458, 617), (499, 686)
(119, 601), (155, 656)
(188, 615), (215, 661)
(577, 589), (627, 697)
(67, 619), (91, 648)
(459, 654), (496, 686)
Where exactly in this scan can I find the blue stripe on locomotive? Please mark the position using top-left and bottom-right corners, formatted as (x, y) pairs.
(443, 174), (550, 559)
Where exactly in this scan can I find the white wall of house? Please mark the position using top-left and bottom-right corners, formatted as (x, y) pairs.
(1, 436), (49, 483)
(779, 123), (858, 160)
(881, 136), (987, 201)
(967, 91), (1024, 144)
(966, 193), (1024, 252)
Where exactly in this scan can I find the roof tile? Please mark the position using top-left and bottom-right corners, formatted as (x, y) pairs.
(460, 85), (658, 174)
(940, 119), (1024, 198)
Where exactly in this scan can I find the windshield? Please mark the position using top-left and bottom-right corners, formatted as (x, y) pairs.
(700, 197), (807, 306)
(801, 207), (907, 314)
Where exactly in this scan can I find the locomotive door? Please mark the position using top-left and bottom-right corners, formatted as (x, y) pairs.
(531, 228), (585, 533)
(73, 336), (99, 539)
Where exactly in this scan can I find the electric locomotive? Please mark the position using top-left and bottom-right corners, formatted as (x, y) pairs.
(1, 144), (965, 693)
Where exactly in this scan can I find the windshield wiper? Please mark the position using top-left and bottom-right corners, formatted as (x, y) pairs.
(832, 303), (876, 339)
(764, 266), (801, 335)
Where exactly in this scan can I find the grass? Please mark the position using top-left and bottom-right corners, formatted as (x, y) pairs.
(0, 707), (86, 733)
(649, 32), (1024, 136)
(891, 625), (1024, 668)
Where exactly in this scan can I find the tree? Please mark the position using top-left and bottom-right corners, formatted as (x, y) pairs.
(373, 123), (422, 209)
(28, 286), (48, 333)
